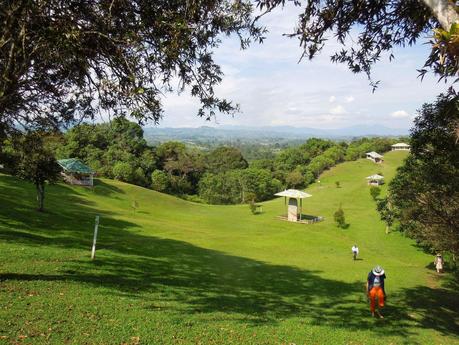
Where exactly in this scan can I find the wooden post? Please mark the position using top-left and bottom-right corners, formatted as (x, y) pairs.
(284, 197), (287, 218)
(299, 198), (302, 221)
(91, 215), (100, 260)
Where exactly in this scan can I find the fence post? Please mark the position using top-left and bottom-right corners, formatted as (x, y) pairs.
(91, 215), (100, 260)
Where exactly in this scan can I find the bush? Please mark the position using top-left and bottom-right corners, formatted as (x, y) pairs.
(181, 194), (205, 203)
(133, 167), (147, 186)
(335, 181), (340, 188)
(249, 200), (257, 214)
(151, 169), (169, 192)
(286, 170), (304, 188)
(244, 192), (256, 204)
(334, 206), (346, 228)
(112, 162), (134, 182)
(131, 200), (139, 212)
(198, 172), (242, 204)
(370, 186), (381, 200)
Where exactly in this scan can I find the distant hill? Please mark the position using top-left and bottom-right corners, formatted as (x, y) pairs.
(144, 124), (409, 144)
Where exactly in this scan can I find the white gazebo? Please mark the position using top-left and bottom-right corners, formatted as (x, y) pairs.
(391, 143), (410, 151)
(366, 151), (384, 163)
(275, 189), (312, 222)
(366, 174), (385, 186)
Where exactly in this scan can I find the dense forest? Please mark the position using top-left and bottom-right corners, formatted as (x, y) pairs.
(20, 118), (403, 205)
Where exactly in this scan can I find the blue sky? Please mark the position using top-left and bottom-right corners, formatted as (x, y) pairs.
(158, 5), (450, 130)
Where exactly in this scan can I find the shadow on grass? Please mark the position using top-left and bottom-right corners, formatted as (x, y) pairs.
(397, 285), (459, 337)
(91, 178), (125, 197)
(1, 175), (458, 342)
(299, 214), (320, 220)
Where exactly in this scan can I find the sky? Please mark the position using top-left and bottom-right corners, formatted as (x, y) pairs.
(157, 4), (450, 130)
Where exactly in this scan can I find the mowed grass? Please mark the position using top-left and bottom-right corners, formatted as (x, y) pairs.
(1, 150), (458, 345)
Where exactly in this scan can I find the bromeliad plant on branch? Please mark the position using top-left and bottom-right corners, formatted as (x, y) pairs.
(423, 22), (459, 82)
(0, 1), (265, 132)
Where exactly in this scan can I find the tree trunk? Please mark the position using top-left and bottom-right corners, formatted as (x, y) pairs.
(36, 183), (45, 212)
(421, 0), (459, 30)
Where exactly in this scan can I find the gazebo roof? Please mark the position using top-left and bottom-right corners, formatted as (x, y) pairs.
(58, 158), (94, 174)
(391, 142), (410, 147)
(366, 151), (383, 158)
(366, 174), (384, 180)
(275, 189), (312, 199)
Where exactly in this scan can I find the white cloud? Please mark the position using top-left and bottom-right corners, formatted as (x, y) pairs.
(157, 5), (450, 130)
(330, 105), (347, 115)
(391, 110), (411, 118)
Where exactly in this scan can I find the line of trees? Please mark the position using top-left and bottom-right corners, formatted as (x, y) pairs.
(1, 117), (404, 207)
(46, 120), (402, 204)
(378, 94), (459, 264)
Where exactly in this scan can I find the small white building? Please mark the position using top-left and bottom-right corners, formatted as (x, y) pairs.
(391, 143), (410, 151)
(366, 174), (384, 186)
(366, 151), (384, 164)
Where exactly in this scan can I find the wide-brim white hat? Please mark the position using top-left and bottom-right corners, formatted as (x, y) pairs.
(372, 266), (385, 276)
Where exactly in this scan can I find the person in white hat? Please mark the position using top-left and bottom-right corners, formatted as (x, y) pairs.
(351, 244), (359, 261)
(366, 265), (386, 318)
(434, 254), (444, 273)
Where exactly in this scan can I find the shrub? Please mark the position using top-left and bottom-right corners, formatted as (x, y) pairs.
(286, 170), (304, 188)
(151, 169), (169, 192)
(112, 162), (134, 182)
(249, 200), (257, 214)
(334, 206), (346, 228)
(370, 186), (381, 200)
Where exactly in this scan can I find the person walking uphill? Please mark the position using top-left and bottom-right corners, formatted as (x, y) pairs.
(367, 265), (386, 318)
(352, 244), (359, 261)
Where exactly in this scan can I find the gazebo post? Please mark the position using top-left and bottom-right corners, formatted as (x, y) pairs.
(284, 197), (287, 218)
(299, 198), (302, 221)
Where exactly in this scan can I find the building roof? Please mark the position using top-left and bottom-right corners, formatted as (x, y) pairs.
(275, 189), (312, 199)
(391, 143), (410, 147)
(366, 174), (384, 180)
(58, 158), (94, 174)
(366, 151), (383, 158)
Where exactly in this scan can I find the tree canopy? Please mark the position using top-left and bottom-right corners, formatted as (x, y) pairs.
(256, 0), (459, 88)
(205, 146), (248, 173)
(0, 0), (263, 132)
(10, 131), (61, 211)
(2, 0), (459, 135)
(387, 94), (459, 258)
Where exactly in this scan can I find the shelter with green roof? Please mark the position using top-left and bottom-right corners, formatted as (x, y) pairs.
(57, 158), (95, 186)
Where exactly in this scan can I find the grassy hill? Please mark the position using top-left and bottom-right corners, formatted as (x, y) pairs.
(1, 150), (458, 345)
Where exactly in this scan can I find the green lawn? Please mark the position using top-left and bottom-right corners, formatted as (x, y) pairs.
(1, 150), (458, 345)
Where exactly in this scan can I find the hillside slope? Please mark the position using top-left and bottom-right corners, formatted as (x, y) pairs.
(1, 150), (458, 345)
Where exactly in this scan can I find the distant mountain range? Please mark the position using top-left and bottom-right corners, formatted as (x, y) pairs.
(144, 125), (409, 143)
